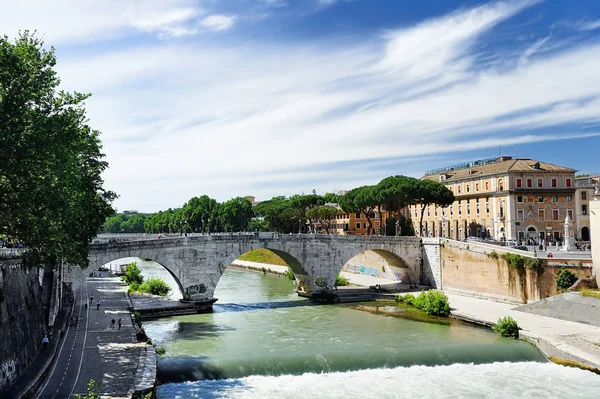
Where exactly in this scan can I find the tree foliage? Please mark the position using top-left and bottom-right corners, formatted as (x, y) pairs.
(102, 212), (147, 233)
(0, 32), (116, 266)
(412, 179), (454, 236)
(122, 262), (144, 285)
(306, 206), (339, 234)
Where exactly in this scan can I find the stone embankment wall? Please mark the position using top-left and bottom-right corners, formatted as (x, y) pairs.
(421, 238), (442, 288)
(0, 256), (46, 393)
(441, 239), (593, 303)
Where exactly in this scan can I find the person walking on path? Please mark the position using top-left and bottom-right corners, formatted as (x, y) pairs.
(96, 299), (101, 310)
(110, 318), (115, 329)
(42, 335), (49, 352)
(118, 318), (122, 330)
(90, 294), (94, 304)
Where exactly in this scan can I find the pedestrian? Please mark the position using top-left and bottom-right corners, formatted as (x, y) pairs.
(96, 299), (101, 310)
(42, 335), (49, 352)
(90, 294), (94, 304)
(118, 318), (122, 330)
(110, 318), (115, 329)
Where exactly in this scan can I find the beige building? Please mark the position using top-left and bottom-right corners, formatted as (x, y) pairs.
(409, 156), (577, 242)
(575, 176), (599, 242)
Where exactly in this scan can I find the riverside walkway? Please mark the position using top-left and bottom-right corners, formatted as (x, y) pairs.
(446, 292), (600, 370)
(35, 272), (149, 398)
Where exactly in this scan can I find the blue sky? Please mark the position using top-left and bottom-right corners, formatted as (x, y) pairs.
(3, 0), (600, 211)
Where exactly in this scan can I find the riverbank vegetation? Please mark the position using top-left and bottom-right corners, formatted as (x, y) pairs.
(492, 316), (519, 338)
(101, 176), (453, 237)
(556, 267), (578, 292)
(237, 249), (288, 265)
(0, 32), (116, 267)
(335, 274), (350, 286)
(122, 263), (171, 296)
(395, 290), (450, 316)
(580, 289), (600, 299)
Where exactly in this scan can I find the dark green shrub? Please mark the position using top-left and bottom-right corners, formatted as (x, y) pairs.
(488, 251), (499, 259)
(155, 347), (166, 355)
(284, 269), (295, 280)
(335, 274), (349, 286)
(139, 278), (171, 296)
(556, 267), (578, 292)
(492, 316), (519, 338)
(122, 262), (144, 285)
(396, 291), (449, 316)
(381, 265), (386, 273)
(261, 267), (267, 274)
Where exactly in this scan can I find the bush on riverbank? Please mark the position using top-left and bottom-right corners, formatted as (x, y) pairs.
(285, 269), (295, 280)
(395, 290), (450, 316)
(123, 262), (171, 296)
(492, 316), (519, 338)
(335, 274), (349, 287)
(556, 267), (578, 292)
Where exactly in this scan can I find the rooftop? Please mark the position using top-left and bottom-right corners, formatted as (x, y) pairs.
(423, 157), (575, 182)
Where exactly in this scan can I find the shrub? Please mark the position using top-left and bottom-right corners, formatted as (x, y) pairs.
(260, 267), (267, 274)
(335, 274), (349, 286)
(488, 251), (499, 259)
(155, 347), (166, 355)
(138, 278), (171, 296)
(492, 316), (519, 338)
(284, 269), (295, 280)
(396, 291), (450, 316)
(74, 379), (99, 399)
(381, 265), (386, 273)
(122, 262), (144, 285)
(556, 267), (578, 292)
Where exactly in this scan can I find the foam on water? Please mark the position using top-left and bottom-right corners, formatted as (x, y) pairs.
(158, 362), (600, 399)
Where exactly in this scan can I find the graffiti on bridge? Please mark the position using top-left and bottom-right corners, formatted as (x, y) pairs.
(343, 264), (382, 277)
(185, 284), (207, 296)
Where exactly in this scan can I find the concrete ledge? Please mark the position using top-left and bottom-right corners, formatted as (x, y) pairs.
(444, 287), (523, 305)
(130, 345), (156, 399)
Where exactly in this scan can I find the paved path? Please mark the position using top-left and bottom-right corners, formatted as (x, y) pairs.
(37, 282), (89, 399)
(36, 272), (145, 398)
(446, 292), (600, 369)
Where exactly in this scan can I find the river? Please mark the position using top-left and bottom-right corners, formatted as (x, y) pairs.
(119, 257), (600, 398)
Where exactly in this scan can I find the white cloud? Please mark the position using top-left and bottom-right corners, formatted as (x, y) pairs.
(573, 19), (600, 31)
(200, 15), (236, 31)
(0, 0), (204, 43)
(32, 0), (600, 211)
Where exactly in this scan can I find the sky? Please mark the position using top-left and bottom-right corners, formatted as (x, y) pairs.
(3, 0), (600, 212)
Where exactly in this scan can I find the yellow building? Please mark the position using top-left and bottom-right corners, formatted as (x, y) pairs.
(409, 156), (577, 243)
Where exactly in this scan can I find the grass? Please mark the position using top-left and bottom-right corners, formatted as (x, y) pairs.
(580, 289), (600, 299)
(237, 248), (288, 266)
(549, 357), (600, 375)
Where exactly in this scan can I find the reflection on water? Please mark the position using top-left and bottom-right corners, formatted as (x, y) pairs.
(143, 266), (546, 383)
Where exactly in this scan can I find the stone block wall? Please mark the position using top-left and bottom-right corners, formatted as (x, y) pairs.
(440, 239), (593, 303)
(0, 258), (46, 393)
(421, 238), (442, 288)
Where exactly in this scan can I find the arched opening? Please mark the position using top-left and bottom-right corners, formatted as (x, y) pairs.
(581, 226), (590, 241)
(212, 248), (310, 308)
(338, 249), (414, 288)
(527, 226), (537, 240)
(99, 257), (185, 299)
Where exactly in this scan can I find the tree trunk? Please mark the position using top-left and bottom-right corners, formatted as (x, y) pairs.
(377, 205), (383, 236)
(396, 201), (403, 236)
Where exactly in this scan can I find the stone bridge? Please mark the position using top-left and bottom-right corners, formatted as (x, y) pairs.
(79, 233), (422, 304)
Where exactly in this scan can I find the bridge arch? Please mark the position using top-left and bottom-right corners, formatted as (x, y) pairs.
(335, 248), (415, 288)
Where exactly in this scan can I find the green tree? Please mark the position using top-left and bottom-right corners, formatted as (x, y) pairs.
(290, 194), (324, 232)
(123, 262), (144, 285)
(249, 218), (270, 232)
(412, 179), (454, 236)
(0, 32), (116, 267)
(306, 206), (339, 234)
(339, 186), (378, 235)
(218, 197), (254, 232)
(376, 175), (419, 235)
(253, 197), (297, 233)
(183, 195), (218, 233)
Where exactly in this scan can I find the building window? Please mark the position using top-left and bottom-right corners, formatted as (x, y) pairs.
(552, 178), (557, 187)
(538, 178), (543, 187)
(568, 209), (573, 219)
(485, 181), (489, 190)
(582, 191), (587, 200)
(467, 204), (470, 215)
(566, 178), (572, 187)
(374, 221), (380, 228)
(476, 205), (480, 215)
(516, 178), (522, 188)
(458, 186), (461, 194)
(582, 205), (588, 215)
(538, 209), (544, 221)
(450, 206), (453, 216)
(566, 195), (572, 202)
(517, 210), (524, 220)
(486, 205), (490, 214)
(500, 206), (504, 218)
(466, 185), (470, 193)
(552, 195), (558, 202)
(355, 212), (361, 218)
(475, 183), (479, 191)
(364, 223), (368, 228)
(442, 208), (446, 216)
(427, 207), (430, 217)
(517, 196), (523, 203)
(553, 209), (559, 220)
(498, 179), (504, 191)
(538, 195), (544, 203)
(458, 205), (462, 216)
(527, 178), (532, 187)
(355, 222), (360, 229)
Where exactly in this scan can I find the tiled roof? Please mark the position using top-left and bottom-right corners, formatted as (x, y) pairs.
(423, 158), (575, 182)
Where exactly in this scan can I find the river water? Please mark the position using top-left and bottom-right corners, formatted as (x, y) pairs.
(121, 258), (600, 398)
